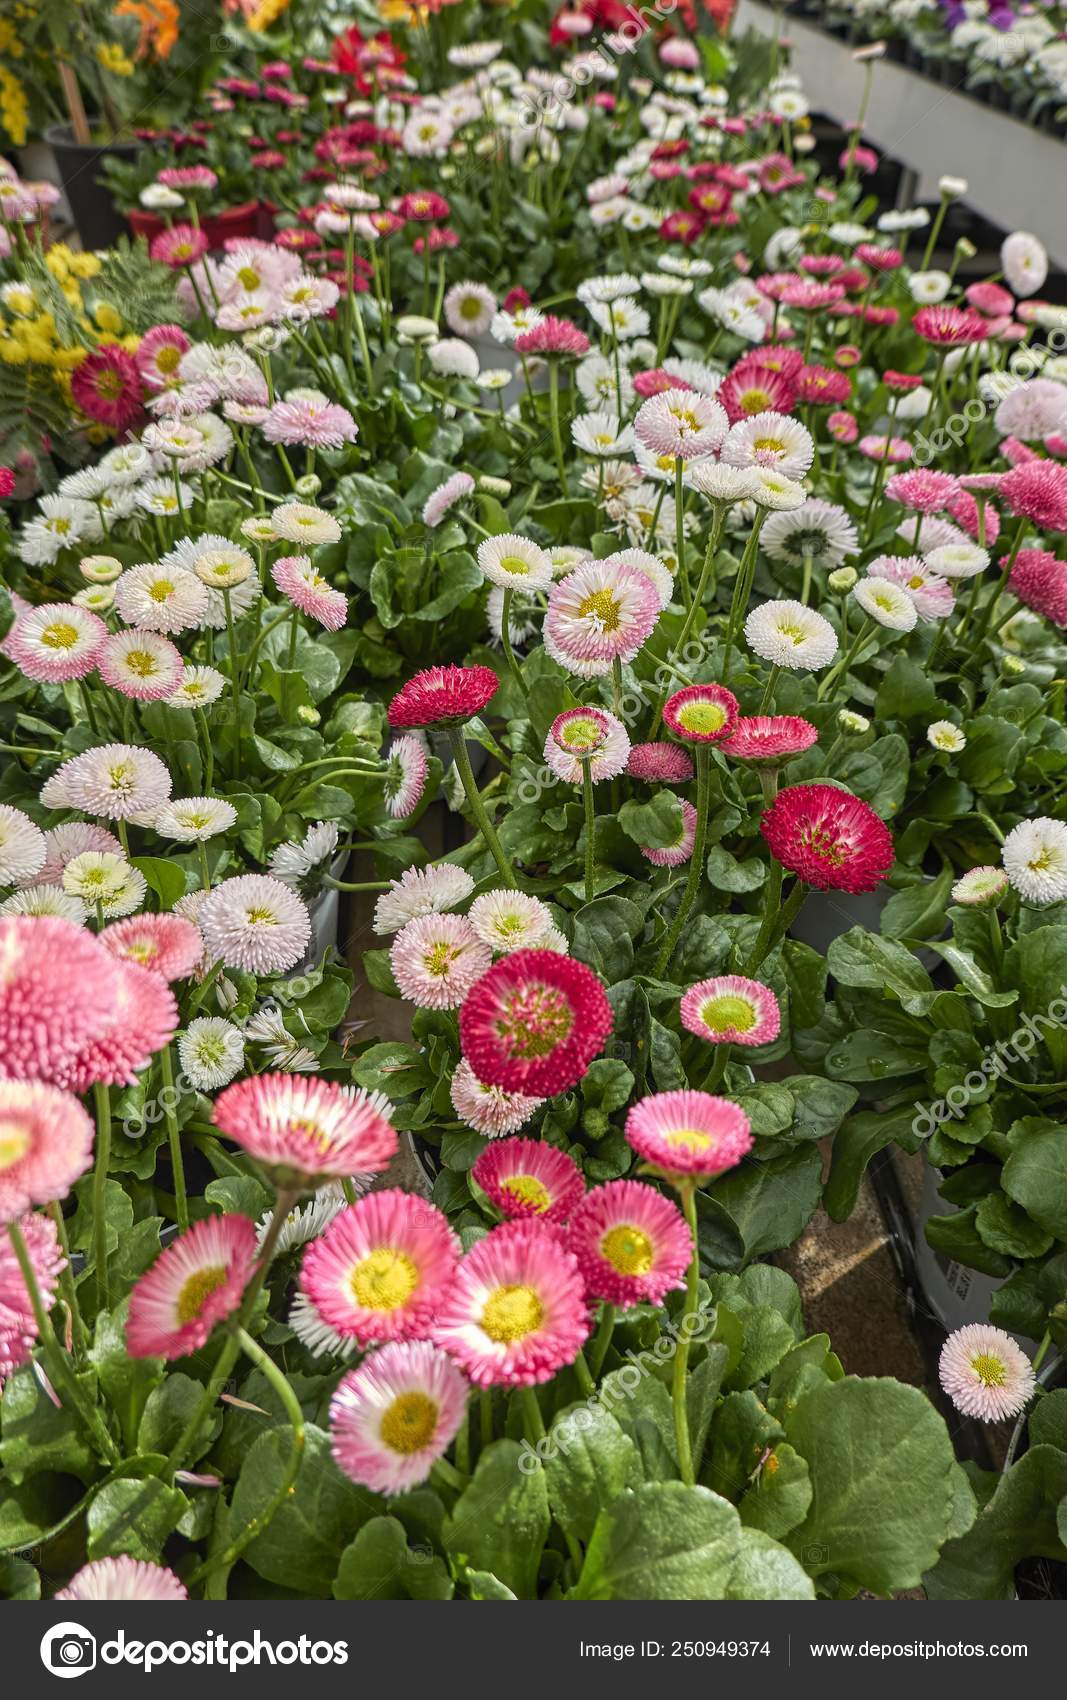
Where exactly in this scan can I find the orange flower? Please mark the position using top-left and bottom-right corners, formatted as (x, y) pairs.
(113, 0), (180, 60)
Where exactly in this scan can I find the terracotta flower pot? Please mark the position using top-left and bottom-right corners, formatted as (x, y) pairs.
(127, 200), (263, 251)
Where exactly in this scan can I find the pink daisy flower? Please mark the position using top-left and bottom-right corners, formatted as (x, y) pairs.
(543, 559), (661, 679)
(150, 224), (210, 269)
(625, 1089), (753, 1182)
(544, 707), (631, 784)
(329, 1339), (469, 1496)
(70, 345), (143, 432)
(566, 1179), (691, 1308)
(662, 683), (739, 744)
(633, 388), (728, 462)
(871, 555), (954, 621)
(857, 435), (910, 463)
(640, 798), (697, 867)
(626, 741), (694, 782)
(390, 913), (492, 1010)
(126, 1213), (259, 1359)
(680, 975), (781, 1046)
(761, 782), (894, 894)
(938, 1323), (1034, 1422)
(388, 664), (498, 729)
(720, 715), (818, 764)
(912, 305), (988, 346)
(885, 469), (960, 514)
(718, 366), (796, 423)
(0, 1208), (65, 1379)
(100, 914), (203, 982)
(459, 949), (613, 1097)
(383, 736), (428, 818)
(947, 488), (1002, 546)
(632, 367), (693, 398)
(212, 1072), (398, 1180)
(262, 398), (359, 449)
(55, 1557), (188, 1601)
(300, 1189), (458, 1344)
(828, 410), (858, 444)
(198, 874), (311, 976)
(795, 364), (852, 406)
(271, 555), (347, 630)
(422, 470), (475, 528)
(60, 960), (179, 1094)
(514, 316), (589, 359)
(472, 1137), (585, 1224)
(158, 165), (218, 190)
(7, 603), (106, 683)
(1000, 460), (1067, 532)
(1005, 548), (1067, 627)
(98, 630), (184, 701)
(433, 1220), (590, 1388)
(136, 324), (192, 391)
(449, 1057), (545, 1138)
(0, 917), (122, 1084)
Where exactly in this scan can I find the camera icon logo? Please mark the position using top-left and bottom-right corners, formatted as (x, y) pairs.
(40, 1623), (97, 1679)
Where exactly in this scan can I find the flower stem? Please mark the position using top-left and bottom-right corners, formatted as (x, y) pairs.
(548, 361), (568, 495)
(672, 1185), (700, 1487)
(674, 460), (691, 611)
(92, 1081), (112, 1311)
(499, 589), (529, 700)
(581, 756), (596, 904)
(445, 727), (517, 883)
(47, 1201), (87, 1358)
(653, 744), (710, 978)
(160, 1045), (188, 1233)
(588, 1303), (615, 1377)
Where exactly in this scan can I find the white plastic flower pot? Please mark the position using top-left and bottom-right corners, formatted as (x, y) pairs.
(913, 1164), (1036, 1350)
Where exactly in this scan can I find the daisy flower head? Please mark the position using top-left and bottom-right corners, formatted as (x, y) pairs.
(55, 1558), (188, 1603)
(422, 471), (476, 528)
(373, 865), (476, 936)
(870, 556), (954, 622)
(1000, 461), (1067, 533)
(927, 721), (966, 753)
(545, 706), (631, 784)
(433, 1220), (589, 1388)
(476, 533), (553, 591)
(383, 737), (428, 820)
(681, 975), (781, 1046)
(177, 1016), (245, 1090)
(640, 799), (698, 867)
(939, 1323), (1035, 1421)
(61, 850), (135, 910)
(0, 884), (86, 924)
(271, 555), (347, 631)
(154, 797), (238, 843)
(126, 1213), (259, 1359)
(0, 805), (45, 887)
(884, 469), (959, 514)
(572, 412), (635, 457)
(198, 874), (311, 974)
(566, 1179), (691, 1307)
(166, 665), (227, 709)
(722, 411), (815, 482)
(468, 890), (557, 954)
(0, 1078), (94, 1219)
(761, 782), (894, 894)
(720, 715), (819, 764)
(60, 956), (177, 1092)
(750, 469), (808, 511)
(330, 1340), (469, 1495)
(1006, 549), (1067, 627)
(544, 559), (661, 678)
(301, 1190), (458, 1344)
(388, 664), (498, 730)
(0, 918), (122, 1084)
(633, 388), (729, 462)
(514, 316), (590, 360)
(390, 913), (492, 1010)
(213, 1073), (398, 1183)
(625, 1089), (753, 1183)
(472, 1137), (585, 1224)
(923, 542), (990, 581)
(852, 575), (919, 633)
(271, 501), (342, 546)
(686, 463), (761, 505)
(1002, 817), (1067, 903)
(662, 683), (739, 744)
(604, 547), (674, 610)
(7, 603), (106, 684)
(449, 1057), (545, 1138)
(147, 224), (209, 272)
(952, 866), (1009, 906)
(427, 339), (479, 381)
(626, 741), (694, 782)
(267, 821), (339, 892)
(912, 305), (987, 347)
(1001, 231), (1048, 298)
(761, 500), (858, 570)
(98, 630), (184, 701)
(101, 914), (202, 981)
(191, 544), (254, 589)
(459, 948), (613, 1097)
(263, 397), (358, 451)
(113, 562), (208, 633)
(744, 600), (839, 672)
(444, 280), (497, 338)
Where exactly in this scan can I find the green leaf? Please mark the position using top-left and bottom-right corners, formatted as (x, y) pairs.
(924, 1206), (1012, 1279)
(89, 1301), (164, 1453)
(876, 654), (937, 722)
(706, 845), (767, 893)
(975, 1192), (1054, 1260)
(87, 1477), (188, 1563)
(784, 1377), (959, 1593)
(443, 1439), (550, 1600)
(827, 927), (938, 1016)
(738, 1444), (813, 1539)
(571, 896), (642, 983)
(706, 1146), (822, 1263)
(925, 1446), (1067, 1599)
(618, 792), (684, 851)
(0, 1365), (98, 1486)
(333, 1517), (453, 1600)
(574, 1482), (742, 1600)
(1002, 1126), (1067, 1240)
(1029, 1389), (1067, 1453)
(0, 1556), (40, 1599)
(824, 1106), (923, 1221)
(725, 1525), (815, 1599)
(783, 1076), (858, 1141)
(602, 1369), (678, 1481)
(823, 1027), (926, 1082)
(233, 1424), (382, 1596)
(704, 1390), (784, 1502)
(924, 941), (1018, 1008)
(138, 1375), (210, 1459)
(130, 855), (188, 909)
(881, 866), (953, 941)
(544, 1403), (643, 1543)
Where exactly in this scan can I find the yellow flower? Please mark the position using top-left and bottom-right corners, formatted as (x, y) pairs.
(0, 283), (36, 317)
(0, 66), (28, 146)
(45, 247), (72, 282)
(0, 19), (23, 55)
(246, 0), (290, 31)
(69, 252), (102, 279)
(95, 42), (135, 76)
(92, 301), (124, 334)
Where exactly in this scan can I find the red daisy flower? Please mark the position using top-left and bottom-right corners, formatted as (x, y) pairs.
(662, 683), (739, 744)
(760, 782), (894, 894)
(70, 345), (143, 432)
(459, 949), (613, 1097)
(795, 364), (852, 406)
(720, 715), (819, 764)
(388, 664), (498, 729)
(718, 366), (796, 422)
(885, 469), (960, 514)
(472, 1138), (585, 1224)
(1000, 461), (1067, 532)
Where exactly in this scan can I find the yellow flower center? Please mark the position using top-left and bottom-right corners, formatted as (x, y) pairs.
(499, 556), (530, 576)
(380, 1390), (439, 1454)
(244, 905), (278, 926)
(665, 1127), (714, 1153)
(678, 700), (726, 735)
(969, 1351), (1007, 1388)
(351, 1247), (419, 1311)
(700, 994), (756, 1034)
(0, 1119), (31, 1171)
(460, 296), (482, 320)
(176, 1264), (229, 1324)
(577, 587), (622, 630)
(753, 436), (785, 454)
(125, 649), (159, 678)
(42, 621), (79, 650)
(149, 579), (176, 601)
(601, 1223), (654, 1275)
(156, 346), (181, 374)
(500, 1174), (552, 1213)
(481, 1283), (544, 1343)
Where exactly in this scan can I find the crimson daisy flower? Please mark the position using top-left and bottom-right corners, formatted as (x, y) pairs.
(70, 345), (143, 432)
(388, 664), (499, 730)
(760, 782), (894, 894)
(718, 366), (797, 422)
(472, 1137), (585, 1224)
(662, 683), (739, 744)
(719, 715), (819, 764)
(459, 949), (613, 1097)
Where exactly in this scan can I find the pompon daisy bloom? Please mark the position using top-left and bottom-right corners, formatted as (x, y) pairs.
(198, 874), (311, 974)
(444, 280), (497, 337)
(884, 469), (960, 514)
(852, 575), (919, 633)
(868, 556), (954, 622)
(681, 975), (781, 1046)
(686, 464), (762, 506)
(927, 721), (966, 753)
(271, 555), (347, 630)
(750, 470), (809, 511)
(373, 865), (475, 936)
(388, 664), (499, 730)
(301, 1190), (458, 1344)
(62, 852), (143, 918)
(633, 388), (729, 462)
(191, 543), (254, 590)
(113, 562), (209, 633)
(270, 502), (342, 546)
(390, 913), (492, 1010)
(761, 499), (858, 570)
(627, 741), (695, 782)
(384, 737), (428, 820)
(720, 715), (819, 764)
(0, 916), (123, 1082)
(468, 891), (556, 954)
(433, 1221), (590, 1388)
(938, 1323), (1035, 1421)
(514, 316), (591, 359)
(544, 560), (661, 679)
(923, 542), (990, 581)
(0, 884), (86, 924)
(330, 1340), (469, 1495)
(1006, 549), (1067, 627)
(1002, 817), (1067, 903)
(459, 949), (613, 1097)
(263, 398), (358, 451)
(952, 866), (1009, 906)
(1000, 461), (1067, 533)
(662, 683), (739, 744)
(449, 1057), (545, 1138)
(1002, 231), (1048, 298)
(268, 821), (339, 892)
(98, 630), (184, 702)
(155, 797), (239, 843)
(126, 1213), (258, 1359)
(0, 1079), (94, 1219)
(722, 412), (815, 482)
(60, 958), (177, 1093)
(472, 1138), (585, 1224)
(422, 471), (475, 528)
(54, 1557), (188, 1602)
(476, 533), (553, 591)
(0, 805), (45, 887)
(641, 799), (698, 867)
(744, 600), (839, 672)
(177, 1016), (245, 1090)
(761, 783), (895, 894)
(7, 603), (106, 683)
(0, 1209), (65, 1380)
(213, 1073), (398, 1181)
(166, 665), (227, 709)
(625, 1089), (753, 1182)
(544, 707), (631, 784)
(566, 1180), (691, 1307)
(101, 914), (202, 981)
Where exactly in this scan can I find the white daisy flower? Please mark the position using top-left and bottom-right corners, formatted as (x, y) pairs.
(0, 804), (46, 886)
(923, 543), (990, 580)
(268, 820), (340, 889)
(155, 798), (239, 843)
(0, 883), (87, 923)
(744, 600), (839, 671)
(372, 864), (476, 936)
(178, 1016), (246, 1090)
(443, 280), (497, 338)
(722, 411), (815, 482)
(571, 412), (635, 456)
(927, 721), (966, 752)
(165, 665), (227, 709)
(114, 562), (209, 633)
(1002, 817), (1067, 903)
(467, 890), (557, 953)
(852, 576), (919, 632)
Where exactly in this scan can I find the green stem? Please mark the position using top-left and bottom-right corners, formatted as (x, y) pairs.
(581, 757), (596, 904)
(47, 1201), (87, 1358)
(653, 745), (711, 978)
(548, 361), (568, 495)
(674, 459), (690, 611)
(742, 857), (785, 976)
(721, 511), (766, 681)
(588, 1303), (615, 1377)
(92, 1082), (111, 1311)
(499, 588), (529, 700)
(446, 727), (517, 883)
(672, 1187), (699, 1488)
(816, 617), (874, 701)
(573, 1350), (596, 1398)
(160, 1046), (188, 1233)
(758, 664), (780, 713)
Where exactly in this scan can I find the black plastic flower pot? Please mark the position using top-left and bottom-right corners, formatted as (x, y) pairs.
(44, 124), (140, 248)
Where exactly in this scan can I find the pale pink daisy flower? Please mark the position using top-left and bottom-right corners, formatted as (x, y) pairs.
(680, 975), (781, 1046)
(372, 864), (475, 935)
(467, 890), (556, 954)
(383, 736), (428, 819)
(390, 912), (492, 1010)
(330, 1340), (469, 1495)
(271, 555), (347, 631)
(98, 630), (184, 701)
(301, 1189), (458, 1344)
(55, 1557), (188, 1602)
(34, 823), (123, 886)
(640, 798), (698, 866)
(938, 1323), (1035, 1421)
(0, 805), (46, 886)
(867, 555), (954, 621)
(0, 916), (122, 1083)
(198, 874), (311, 974)
(423, 471), (475, 528)
(721, 411), (815, 482)
(7, 603), (106, 683)
(543, 559), (661, 678)
(449, 1056), (545, 1137)
(113, 561), (208, 633)
(994, 379), (1067, 443)
(212, 1073), (398, 1181)
(127, 1213), (259, 1359)
(544, 706), (631, 784)
(60, 959), (178, 1094)
(433, 1220), (590, 1388)
(625, 1088), (753, 1181)
(633, 388), (728, 462)
(0, 1078), (94, 1220)
(100, 914), (203, 982)
(884, 469), (960, 514)
(262, 397), (359, 449)
(0, 1208), (65, 1378)
(566, 1179), (691, 1308)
